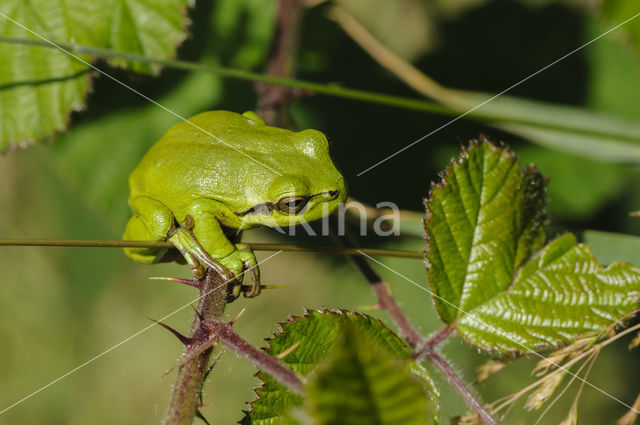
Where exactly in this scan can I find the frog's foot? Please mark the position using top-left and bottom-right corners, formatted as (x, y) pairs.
(167, 216), (236, 283)
(221, 244), (261, 298)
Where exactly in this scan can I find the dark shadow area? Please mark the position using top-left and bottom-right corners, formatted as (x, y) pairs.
(295, 0), (588, 213)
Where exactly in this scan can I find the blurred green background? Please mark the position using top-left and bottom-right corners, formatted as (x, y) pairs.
(1, 0), (640, 423)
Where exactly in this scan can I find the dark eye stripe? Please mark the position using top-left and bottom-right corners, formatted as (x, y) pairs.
(235, 202), (275, 217)
(235, 190), (340, 217)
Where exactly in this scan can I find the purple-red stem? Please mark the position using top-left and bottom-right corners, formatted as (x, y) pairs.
(329, 216), (498, 425)
(163, 269), (228, 425)
(256, 0), (305, 126)
(429, 351), (496, 425)
(416, 325), (454, 358)
(203, 320), (304, 395)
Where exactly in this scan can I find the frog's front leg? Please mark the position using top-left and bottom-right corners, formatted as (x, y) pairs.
(123, 196), (175, 263)
(171, 199), (261, 297)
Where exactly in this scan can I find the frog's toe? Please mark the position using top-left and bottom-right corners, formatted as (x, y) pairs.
(236, 249), (261, 298)
(219, 256), (244, 280)
(219, 249), (261, 298)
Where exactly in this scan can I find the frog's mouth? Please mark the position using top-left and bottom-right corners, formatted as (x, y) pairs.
(235, 190), (340, 217)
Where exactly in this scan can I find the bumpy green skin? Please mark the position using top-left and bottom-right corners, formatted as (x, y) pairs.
(123, 110), (346, 282)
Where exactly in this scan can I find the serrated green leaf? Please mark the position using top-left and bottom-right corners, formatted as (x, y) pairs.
(424, 140), (547, 323)
(457, 233), (640, 353)
(305, 326), (435, 425)
(242, 309), (439, 425)
(425, 140), (640, 354)
(0, 0), (191, 150)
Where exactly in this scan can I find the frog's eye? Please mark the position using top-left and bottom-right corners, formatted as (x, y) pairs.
(276, 196), (308, 214)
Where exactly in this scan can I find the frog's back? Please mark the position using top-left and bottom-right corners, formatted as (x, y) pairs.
(129, 111), (310, 214)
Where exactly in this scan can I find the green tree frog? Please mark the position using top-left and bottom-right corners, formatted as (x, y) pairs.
(123, 110), (346, 297)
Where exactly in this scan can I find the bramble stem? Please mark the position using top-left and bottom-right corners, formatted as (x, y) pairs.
(163, 269), (228, 425)
(329, 215), (422, 346)
(256, 0), (304, 127)
(416, 325), (454, 357)
(428, 351), (497, 425)
(329, 216), (499, 425)
(202, 320), (304, 395)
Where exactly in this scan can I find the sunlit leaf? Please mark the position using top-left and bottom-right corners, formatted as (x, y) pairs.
(0, 0), (192, 150)
(424, 139), (547, 323)
(425, 140), (640, 354)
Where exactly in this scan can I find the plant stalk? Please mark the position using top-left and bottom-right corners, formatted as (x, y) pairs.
(256, 0), (304, 126)
(163, 269), (228, 425)
(329, 216), (499, 424)
(0, 239), (423, 259)
(428, 351), (497, 425)
(202, 320), (304, 395)
(1, 36), (639, 143)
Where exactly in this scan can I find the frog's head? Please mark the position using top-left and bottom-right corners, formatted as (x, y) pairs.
(235, 127), (347, 228)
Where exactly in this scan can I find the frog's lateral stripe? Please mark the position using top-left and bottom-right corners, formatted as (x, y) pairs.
(235, 202), (275, 217)
(234, 190), (340, 217)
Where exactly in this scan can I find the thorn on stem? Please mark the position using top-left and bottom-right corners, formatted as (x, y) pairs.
(230, 308), (247, 326)
(149, 318), (192, 347)
(149, 276), (202, 289)
(357, 303), (383, 311)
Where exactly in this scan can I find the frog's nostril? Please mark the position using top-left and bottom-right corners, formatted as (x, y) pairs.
(328, 190), (338, 199)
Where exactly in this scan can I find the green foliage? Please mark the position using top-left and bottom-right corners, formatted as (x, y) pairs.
(336, 0), (435, 61)
(457, 233), (640, 353)
(0, 0), (191, 150)
(46, 0), (276, 228)
(242, 309), (439, 425)
(425, 141), (640, 354)
(3, 1), (640, 424)
(424, 140), (547, 324)
(304, 326), (436, 425)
